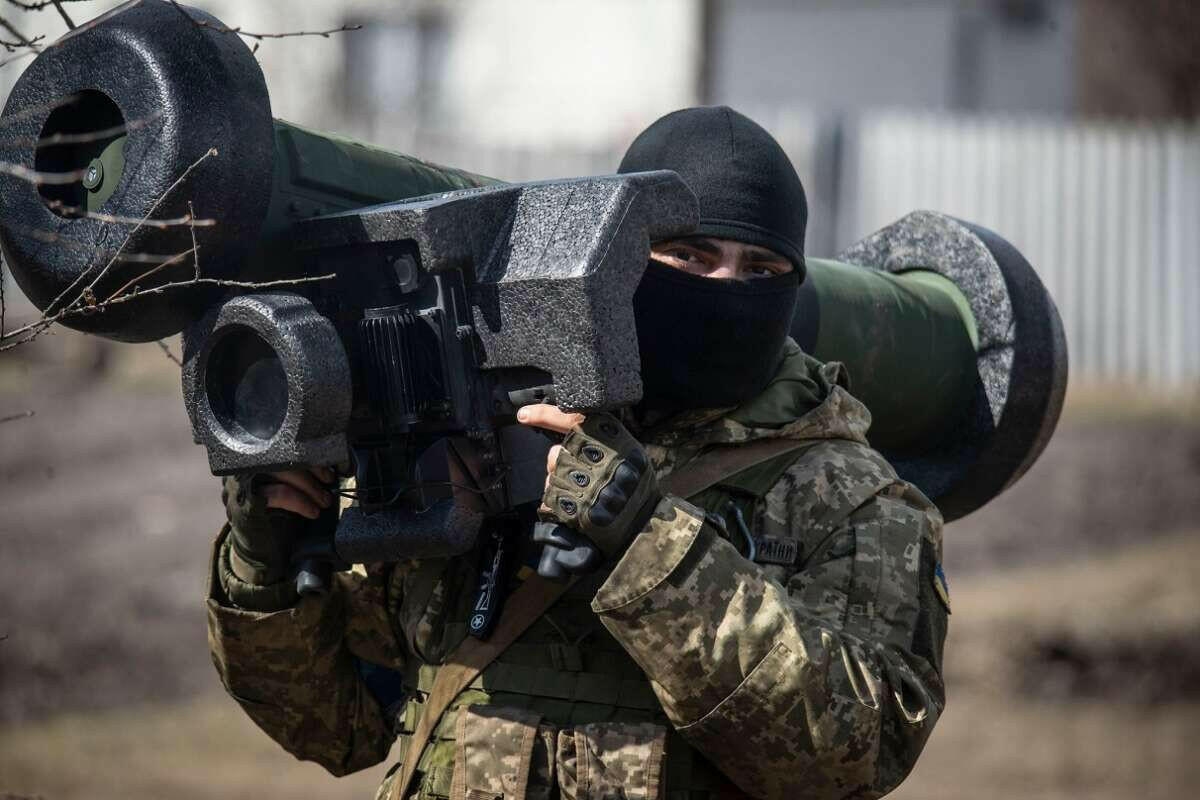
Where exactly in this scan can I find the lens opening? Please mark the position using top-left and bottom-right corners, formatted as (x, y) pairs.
(205, 326), (289, 444)
(35, 90), (126, 214)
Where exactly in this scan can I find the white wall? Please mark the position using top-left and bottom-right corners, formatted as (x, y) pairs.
(194, 0), (701, 152)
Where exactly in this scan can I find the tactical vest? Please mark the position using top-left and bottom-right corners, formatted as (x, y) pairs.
(382, 439), (880, 800)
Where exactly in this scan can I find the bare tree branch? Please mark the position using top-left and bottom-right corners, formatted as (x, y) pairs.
(2, 220), (194, 264)
(0, 272), (333, 352)
(1, 111), (165, 149)
(106, 273), (335, 304)
(0, 160), (87, 184)
(43, 200), (216, 229)
(0, 92), (78, 128)
(104, 245), (197, 302)
(50, 0), (73, 29)
(167, 1), (360, 43)
(187, 200), (200, 279)
(5, 0), (79, 29)
(0, 272), (334, 353)
(0, 409), (35, 424)
(41, 146), (218, 316)
(4, 0), (86, 12)
(0, 48), (34, 68)
(155, 338), (181, 367)
(0, 12), (42, 52)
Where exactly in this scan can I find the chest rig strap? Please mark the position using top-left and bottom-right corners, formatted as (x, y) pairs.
(389, 436), (816, 800)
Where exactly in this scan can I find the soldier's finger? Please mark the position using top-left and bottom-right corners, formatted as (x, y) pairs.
(269, 469), (333, 509)
(262, 484), (322, 519)
(310, 465), (336, 484)
(517, 404), (585, 434)
(546, 444), (563, 473)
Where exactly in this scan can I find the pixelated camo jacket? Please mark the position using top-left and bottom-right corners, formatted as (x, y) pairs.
(207, 340), (948, 800)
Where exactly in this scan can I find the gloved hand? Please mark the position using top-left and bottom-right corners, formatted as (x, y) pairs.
(221, 467), (336, 588)
(518, 406), (661, 575)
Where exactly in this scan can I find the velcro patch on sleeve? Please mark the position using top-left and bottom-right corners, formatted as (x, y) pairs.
(933, 562), (951, 614)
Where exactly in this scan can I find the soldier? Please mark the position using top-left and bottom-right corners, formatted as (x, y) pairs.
(208, 106), (948, 800)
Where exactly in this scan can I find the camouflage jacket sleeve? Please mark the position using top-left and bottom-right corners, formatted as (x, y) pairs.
(206, 526), (406, 776)
(591, 450), (948, 799)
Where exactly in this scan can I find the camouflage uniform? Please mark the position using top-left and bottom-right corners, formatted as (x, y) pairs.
(208, 340), (948, 800)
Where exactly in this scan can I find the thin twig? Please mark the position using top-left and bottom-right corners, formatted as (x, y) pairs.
(0, 273), (335, 352)
(167, 1), (360, 42)
(44, 200), (216, 229)
(0, 92), (78, 128)
(2, 220), (195, 264)
(77, 148), (218, 298)
(4, 1), (87, 11)
(0, 409), (35, 424)
(154, 339), (182, 367)
(0, 160), (87, 184)
(187, 200), (200, 279)
(50, 0), (74, 29)
(106, 273), (335, 303)
(1, 254), (6, 338)
(0, 13), (41, 51)
(42, 147), (218, 316)
(0, 249), (196, 346)
(0, 48), (33, 68)
(104, 246), (197, 302)
(12, 112), (164, 149)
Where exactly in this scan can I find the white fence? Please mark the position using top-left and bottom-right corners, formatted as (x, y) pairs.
(844, 113), (1200, 386)
(414, 111), (1200, 387)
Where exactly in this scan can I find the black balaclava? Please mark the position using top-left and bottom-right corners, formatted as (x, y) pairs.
(618, 106), (807, 411)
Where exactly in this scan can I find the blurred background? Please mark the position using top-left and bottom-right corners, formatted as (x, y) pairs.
(1, 1), (1197, 798)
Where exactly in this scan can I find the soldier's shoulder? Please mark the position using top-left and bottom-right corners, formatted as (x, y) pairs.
(756, 439), (899, 534)
(792, 437), (898, 486)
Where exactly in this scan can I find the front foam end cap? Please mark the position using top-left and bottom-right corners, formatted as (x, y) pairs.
(0, 0), (275, 341)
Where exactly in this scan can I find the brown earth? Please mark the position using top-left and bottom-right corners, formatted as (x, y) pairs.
(1, 335), (1198, 798)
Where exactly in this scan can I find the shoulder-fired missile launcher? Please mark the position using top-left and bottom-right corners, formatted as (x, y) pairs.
(0, 0), (1066, 585)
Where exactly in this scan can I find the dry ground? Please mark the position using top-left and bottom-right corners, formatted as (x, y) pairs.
(1, 335), (1198, 798)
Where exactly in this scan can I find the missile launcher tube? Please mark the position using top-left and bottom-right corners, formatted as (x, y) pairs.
(0, 0), (1067, 520)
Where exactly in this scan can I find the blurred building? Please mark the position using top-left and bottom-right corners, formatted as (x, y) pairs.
(705, 0), (1077, 115)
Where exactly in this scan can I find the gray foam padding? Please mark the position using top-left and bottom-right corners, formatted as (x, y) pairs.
(297, 171), (698, 410)
(335, 501), (484, 563)
(839, 211), (1068, 521)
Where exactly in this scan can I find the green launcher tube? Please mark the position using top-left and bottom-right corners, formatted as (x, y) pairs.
(796, 259), (980, 453)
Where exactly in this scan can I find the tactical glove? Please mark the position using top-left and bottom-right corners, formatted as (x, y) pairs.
(534, 413), (661, 577)
(219, 472), (335, 610)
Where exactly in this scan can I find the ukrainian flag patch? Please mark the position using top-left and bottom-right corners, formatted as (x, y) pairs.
(933, 562), (951, 614)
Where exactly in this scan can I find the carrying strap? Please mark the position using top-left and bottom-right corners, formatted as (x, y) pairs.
(661, 437), (817, 500)
(390, 435), (816, 800)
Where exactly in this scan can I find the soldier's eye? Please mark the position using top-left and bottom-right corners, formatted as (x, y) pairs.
(745, 262), (789, 279)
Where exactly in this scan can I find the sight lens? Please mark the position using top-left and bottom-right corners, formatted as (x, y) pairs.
(205, 327), (288, 443)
